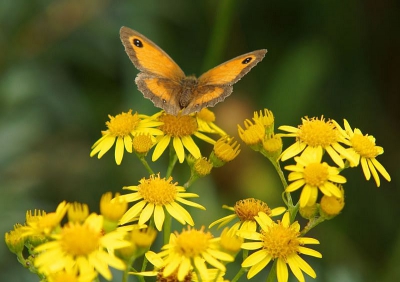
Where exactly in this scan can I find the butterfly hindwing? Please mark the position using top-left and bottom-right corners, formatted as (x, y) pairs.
(136, 74), (182, 115)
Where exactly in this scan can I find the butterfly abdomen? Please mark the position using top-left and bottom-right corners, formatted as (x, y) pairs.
(179, 76), (198, 109)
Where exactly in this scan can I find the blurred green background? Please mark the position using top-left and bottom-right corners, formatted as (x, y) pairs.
(1, 0), (399, 281)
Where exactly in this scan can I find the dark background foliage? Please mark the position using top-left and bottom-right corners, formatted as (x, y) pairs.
(1, 0), (399, 281)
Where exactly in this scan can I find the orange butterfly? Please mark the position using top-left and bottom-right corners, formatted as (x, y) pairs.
(120, 26), (267, 115)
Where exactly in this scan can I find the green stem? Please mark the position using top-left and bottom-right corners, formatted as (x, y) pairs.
(183, 173), (199, 189)
(137, 155), (154, 175)
(166, 144), (178, 178)
(300, 215), (326, 236)
(231, 267), (247, 282)
(122, 256), (136, 282)
(231, 249), (248, 282)
(163, 211), (172, 245)
(266, 260), (277, 282)
(201, 0), (238, 72)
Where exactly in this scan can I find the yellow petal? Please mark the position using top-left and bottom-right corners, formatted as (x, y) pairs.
(152, 135), (170, 161)
(173, 137), (185, 163)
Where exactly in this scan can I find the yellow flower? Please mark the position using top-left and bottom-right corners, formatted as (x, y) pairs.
(46, 266), (97, 282)
(284, 150), (346, 207)
(320, 185), (345, 218)
(238, 118), (265, 147)
(132, 133), (154, 155)
(136, 251), (226, 281)
(34, 213), (131, 281)
(68, 202), (89, 223)
(242, 212), (322, 282)
(219, 227), (243, 256)
(279, 116), (356, 168)
(100, 192), (128, 233)
(209, 198), (286, 233)
(117, 227), (157, 260)
(22, 201), (69, 239)
(237, 109), (274, 148)
(119, 174), (205, 231)
(262, 134), (283, 160)
(253, 109), (275, 135)
(5, 224), (25, 254)
(195, 108), (227, 136)
(90, 110), (163, 165)
(210, 136), (241, 167)
(151, 227), (233, 281)
(153, 112), (217, 163)
(192, 156), (213, 177)
(334, 119), (391, 187)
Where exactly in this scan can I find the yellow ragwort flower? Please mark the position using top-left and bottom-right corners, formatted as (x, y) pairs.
(238, 118), (265, 147)
(34, 213), (131, 281)
(285, 149), (346, 207)
(137, 251), (227, 281)
(253, 108), (275, 134)
(242, 212), (322, 282)
(209, 198), (286, 233)
(195, 108), (227, 136)
(68, 202), (89, 223)
(210, 136), (241, 167)
(46, 266), (97, 282)
(334, 119), (391, 187)
(119, 174), (205, 231)
(219, 227), (244, 256)
(279, 116), (356, 168)
(117, 227), (157, 260)
(193, 157), (213, 177)
(90, 110), (163, 165)
(22, 201), (69, 239)
(5, 224), (25, 254)
(101, 192), (128, 233)
(132, 133), (154, 155)
(320, 185), (345, 218)
(152, 227), (233, 281)
(153, 112), (217, 163)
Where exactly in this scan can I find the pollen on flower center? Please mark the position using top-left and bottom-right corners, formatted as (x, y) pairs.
(174, 228), (212, 257)
(60, 223), (100, 256)
(298, 117), (338, 147)
(138, 175), (178, 205)
(261, 223), (300, 260)
(159, 114), (198, 137)
(350, 134), (379, 158)
(106, 110), (140, 137)
(234, 198), (272, 221)
(303, 163), (329, 187)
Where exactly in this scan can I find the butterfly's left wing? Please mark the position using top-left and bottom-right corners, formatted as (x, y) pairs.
(181, 49), (267, 115)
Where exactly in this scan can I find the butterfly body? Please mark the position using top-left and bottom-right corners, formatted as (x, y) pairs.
(120, 26), (267, 115)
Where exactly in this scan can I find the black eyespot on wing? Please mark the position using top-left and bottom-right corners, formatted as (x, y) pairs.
(133, 38), (143, 48)
(242, 57), (252, 64)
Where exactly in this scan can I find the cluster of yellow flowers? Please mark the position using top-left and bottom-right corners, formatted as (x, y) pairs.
(5, 107), (390, 282)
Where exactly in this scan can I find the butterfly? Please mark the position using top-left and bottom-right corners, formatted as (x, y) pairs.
(120, 26), (267, 115)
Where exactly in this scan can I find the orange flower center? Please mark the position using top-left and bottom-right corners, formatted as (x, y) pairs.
(159, 114), (198, 137)
(303, 162), (329, 187)
(234, 198), (272, 221)
(298, 117), (338, 147)
(350, 134), (379, 158)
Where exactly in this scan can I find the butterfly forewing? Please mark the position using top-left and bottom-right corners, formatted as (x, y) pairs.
(120, 26), (185, 80)
(198, 49), (267, 86)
